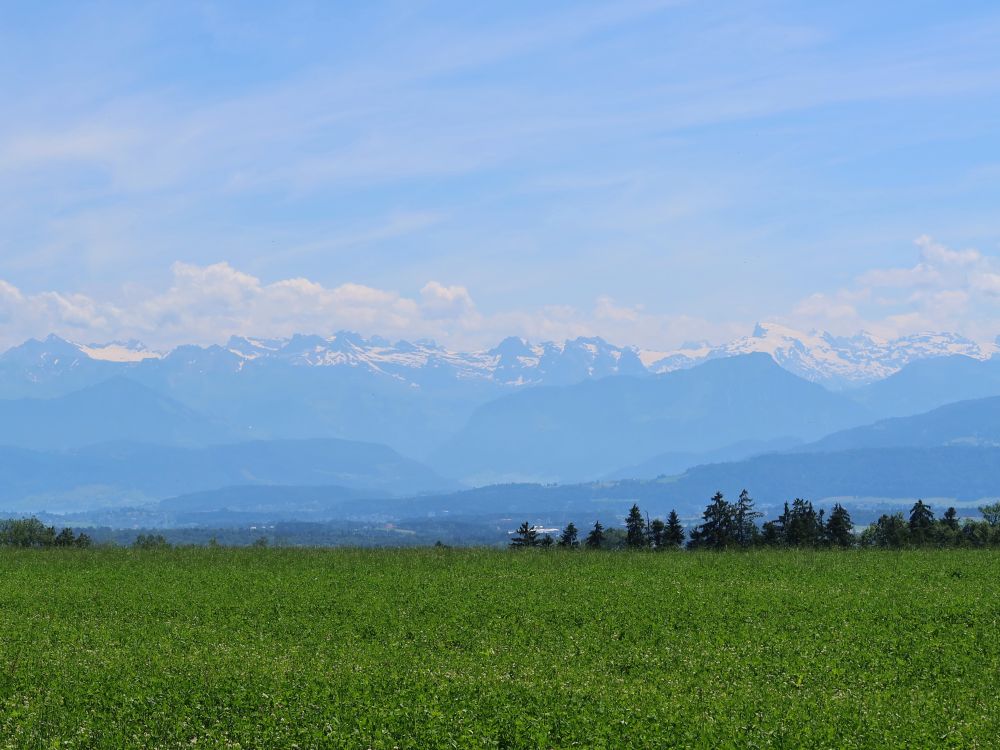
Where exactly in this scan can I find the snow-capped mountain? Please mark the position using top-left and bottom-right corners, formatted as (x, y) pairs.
(643, 323), (997, 387)
(0, 323), (996, 395)
(0, 332), (645, 395)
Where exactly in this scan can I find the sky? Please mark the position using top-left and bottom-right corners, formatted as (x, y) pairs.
(2, 0), (1000, 351)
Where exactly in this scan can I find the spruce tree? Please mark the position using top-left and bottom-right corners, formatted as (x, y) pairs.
(784, 499), (822, 547)
(510, 522), (538, 548)
(585, 520), (605, 549)
(625, 504), (647, 549)
(824, 503), (854, 547)
(734, 489), (761, 547)
(649, 518), (666, 549)
(557, 522), (579, 548)
(943, 507), (959, 531)
(908, 499), (935, 544)
(688, 492), (736, 550)
(664, 510), (685, 548)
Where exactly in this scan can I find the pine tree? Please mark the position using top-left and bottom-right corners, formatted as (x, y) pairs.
(943, 507), (959, 531)
(625, 504), (647, 549)
(54, 527), (77, 547)
(585, 520), (605, 549)
(649, 518), (666, 549)
(908, 499), (935, 544)
(824, 503), (854, 547)
(664, 510), (685, 548)
(540, 534), (555, 548)
(557, 522), (579, 548)
(784, 499), (822, 547)
(867, 513), (909, 548)
(734, 489), (761, 547)
(688, 492), (736, 550)
(510, 522), (538, 548)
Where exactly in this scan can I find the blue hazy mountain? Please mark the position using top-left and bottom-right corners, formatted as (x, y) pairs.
(0, 439), (453, 513)
(800, 395), (1000, 452)
(0, 377), (235, 450)
(852, 355), (1000, 418)
(0, 334), (647, 458)
(430, 354), (873, 483)
(602, 437), (804, 481)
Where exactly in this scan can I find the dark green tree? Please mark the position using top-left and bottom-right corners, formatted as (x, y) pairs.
(133, 534), (170, 550)
(979, 501), (1000, 527)
(688, 492), (737, 550)
(0, 518), (57, 548)
(625, 504), (647, 549)
(74, 532), (92, 548)
(54, 527), (77, 547)
(865, 513), (909, 548)
(540, 534), (555, 548)
(734, 489), (761, 547)
(649, 518), (666, 549)
(557, 522), (579, 548)
(510, 522), (539, 548)
(942, 507), (959, 531)
(585, 520), (605, 549)
(824, 503), (854, 548)
(908, 499), (935, 544)
(783, 499), (823, 547)
(664, 510), (685, 548)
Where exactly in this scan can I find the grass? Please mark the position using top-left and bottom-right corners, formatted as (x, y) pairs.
(0, 547), (997, 748)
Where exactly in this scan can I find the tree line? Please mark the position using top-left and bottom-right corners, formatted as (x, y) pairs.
(0, 517), (92, 548)
(511, 492), (1000, 550)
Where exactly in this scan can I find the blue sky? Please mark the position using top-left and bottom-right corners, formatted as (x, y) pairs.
(2, 1), (1000, 349)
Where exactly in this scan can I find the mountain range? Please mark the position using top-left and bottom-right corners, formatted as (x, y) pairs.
(2, 323), (1000, 525)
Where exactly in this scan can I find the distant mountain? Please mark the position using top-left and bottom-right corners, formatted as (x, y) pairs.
(158, 485), (373, 514)
(800, 395), (1000, 453)
(657, 446), (1000, 510)
(0, 378), (233, 450)
(430, 354), (873, 484)
(0, 438), (453, 513)
(150, 445), (999, 524)
(851, 356), (1000, 418)
(603, 437), (803, 481)
(642, 323), (995, 387)
(1, 324), (995, 458)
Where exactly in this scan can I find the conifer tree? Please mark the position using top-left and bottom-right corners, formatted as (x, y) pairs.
(649, 518), (666, 549)
(943, 507), (959, 531)
(664, 510), (685, 548)
(734, 489), (761, 547)
(908, 499), (935, 544)
(585, 520), (605, 549)
(557, 522), (579, 548)
(625, 504), (647, 549)
(784, 499), (822, 547)
(688, 492), (736, 549)
(824, 502), (854, 547)
(510, 522), (539, 548)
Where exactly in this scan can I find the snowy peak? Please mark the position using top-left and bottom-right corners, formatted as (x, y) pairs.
(2, 323), (998, 391)
(643, 322), (997, 386)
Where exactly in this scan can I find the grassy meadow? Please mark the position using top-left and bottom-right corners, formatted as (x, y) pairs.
(1, 547), (998, 748)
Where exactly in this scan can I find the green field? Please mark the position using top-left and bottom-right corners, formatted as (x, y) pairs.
(1, 548), (998, 748)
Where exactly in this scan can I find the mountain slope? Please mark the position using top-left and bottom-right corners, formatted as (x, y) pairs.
(851, 356), (1000, 419)
(643, 323), (994, 387)
(430, 354), (872, 483)
(0, 438), (453, 512)
(800, 395), (1000, 453)
(0, 378), (233, 450)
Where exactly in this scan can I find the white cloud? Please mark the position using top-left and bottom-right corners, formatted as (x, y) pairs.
(2, 236), (999, 353)
(0, 261), (736, 352)
(787, 236), (1000, 343)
